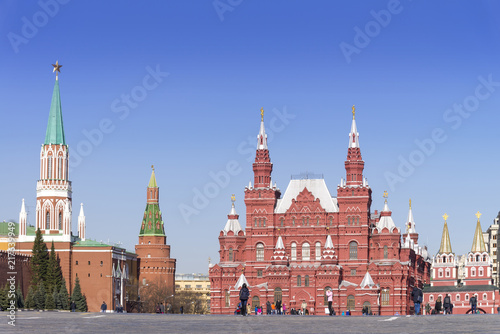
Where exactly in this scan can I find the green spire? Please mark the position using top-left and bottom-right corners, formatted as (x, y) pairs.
(139, 204), (165, 236)
(44, 79), (66, 145)
(149, 166), (158, 188)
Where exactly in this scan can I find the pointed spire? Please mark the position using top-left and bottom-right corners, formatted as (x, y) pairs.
(19, 198), (27, 237)
(348, 105), (359, 148)
(406, 198), (416, 234)
(78, 203), (86, 241)
(148, 165), (158, 188)
(377, 191), (396, 232)
(45, 63), (66, 145)
(321, 233), (337, 262)
(471, 211), (486, 253)
(438, 213), (453, 254)
(257, 107), (268, 149)
(234, 273), (249, 289)
(223, 195), (243, 236)
(382, 190), (390, 212)
(360, 271), (376, 289)
(275, 235), (284, 249)
(271, 233), (287, 264)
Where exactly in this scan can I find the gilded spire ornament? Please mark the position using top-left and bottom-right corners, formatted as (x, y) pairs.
(409, 198), (412, 209)
(443, 213), (449, 222)
(260, 107), (264, 122)
(231, 194), (236, 203)
(352, 105), (355, 119)
(52, 60), (62, 80)
(383, 190), (388, 203)
(475, 211), (482, 221)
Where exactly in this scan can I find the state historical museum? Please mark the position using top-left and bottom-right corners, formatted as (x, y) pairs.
(209, 107), (431, 315)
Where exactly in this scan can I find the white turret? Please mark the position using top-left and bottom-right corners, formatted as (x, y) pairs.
(349, 105), (360, 148)
(19, 198), (27, 237)
(78, 203), (86, 241)
(257, 108), (268, 150)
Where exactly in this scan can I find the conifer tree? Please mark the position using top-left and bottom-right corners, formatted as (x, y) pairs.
(0, 284), (8, 310)
(71, 277), (87, 312)
(59, 278), (70, 310)
(45, 290), (55, 310)
(16, 285), (24, 309)
(34, 282), (46, 310)
(53, 289), (61, 310)
(25, 286), (35, 309)
(31, 229), (49, 287)
(47, 241), (63, 293)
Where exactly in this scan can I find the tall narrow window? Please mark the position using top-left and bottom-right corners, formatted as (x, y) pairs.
(228, 248), (233, 261)
(315, 242), (321, 260)
(347, 295), (355, 310)
(263, 218), (266, 227)
(305, 275), (310, 287)
(46, 212), (50, 229)
(349, 241), (358, 260)
(316, 217), (320, 226)
(47, 157), (52, 179)
(225, 290), (230, 307)
(58, 212), (62, 230)
(383, 245), (388, 259)
(274, 287), (282, 303)
(256, 243), (264, 261)
(58, 157), (62, 179)
(291, 242), (297, 261)
(297, 275), (301, 287)
(381, 289), (390, 305)
(280, 218), (284, 227)
(302, 242), (310, 261)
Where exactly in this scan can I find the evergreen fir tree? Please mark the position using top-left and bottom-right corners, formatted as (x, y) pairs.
(34, 282), (46, 310)
(46, 241), (63, 294)
(59, 278), (70, 310)
(25, 286), (35, 309)
(53, 289), (61, 310)
(45, 291), (55, 310)
(71, 277), (87, 312)
(31, 229), (49, 287)
(16, 285), (24, 309)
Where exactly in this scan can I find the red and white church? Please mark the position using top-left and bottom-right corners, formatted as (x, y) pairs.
(209, 108), (431, 315)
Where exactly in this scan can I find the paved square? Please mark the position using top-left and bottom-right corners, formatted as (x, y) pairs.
(2, 312), (500, 334)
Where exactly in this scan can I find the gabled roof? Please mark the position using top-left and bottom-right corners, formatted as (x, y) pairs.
(44, 79), (66, 145)
(275, 178), (338, 214)
(234, 273), (249, 289)
(360, 271), (377, 289)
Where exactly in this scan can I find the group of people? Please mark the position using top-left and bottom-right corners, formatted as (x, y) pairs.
(413, 286), (481, 315)
(101, 301), (124, 313)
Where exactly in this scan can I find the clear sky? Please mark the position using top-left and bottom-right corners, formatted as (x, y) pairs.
(1, 1), (500, 274)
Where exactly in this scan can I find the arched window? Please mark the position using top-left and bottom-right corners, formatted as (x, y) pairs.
(471, 268), (476, 277)
(329, 216), (333, 226)
(228, 248), (233, 261)
(349, 241), (358, 260)
(316, 217), (320, 226)
(315, 242), (322, 260)
(291, 243), (297, 261)
(381, 288), (390, 306)
(58, 157), (62, 179)
(263, 218), (266, 227)
(483, 255), (487, 261)
(280, 218), (284, 227)
(446, 269), (450, 277)
(324, 286), (332, 305)
(479, 268), (484, 276)
(225, 290), (230, 307)
(292, 217), (295, 226)
(254, 218), (257, 227)
(58, 212), (62, 230)
(46, 211), (50, 229)
(456, 294), (460, 301)
(347, 295), (355, 310)
(383, 245), (388, 259)
(252, 296), (260, 308)
(274, 287), (282, 303)
(256, 243), (264, 261)
(483, 293), (487, 300)
(302, 242), (310, 261)
(363, 301), (371, 314)
(476, 255), (480, 262)
(305, 275), (310, 287)
(297, 275), (301, 287)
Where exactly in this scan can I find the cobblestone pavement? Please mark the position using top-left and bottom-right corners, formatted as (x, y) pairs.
(2, 312), (500, 334)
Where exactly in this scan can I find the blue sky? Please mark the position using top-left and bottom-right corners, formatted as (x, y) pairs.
(1, 1), (500, 273)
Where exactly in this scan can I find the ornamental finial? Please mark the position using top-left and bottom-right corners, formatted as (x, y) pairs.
(443, 213), (449, 222)
(476, 211), (482, 221)
(151, 164), (154, 171)
(52, 60), (62, 80)
(409, 198), (412, 209)
(352, 105), (355, 119)
(383, 190), (388, 203)
(260, 107), (264, 122)
(231, 194), (236, 203)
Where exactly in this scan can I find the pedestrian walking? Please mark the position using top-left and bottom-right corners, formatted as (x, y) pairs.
(266, 301), (271, 315)
(70, 301), (76, 312)
(100, 301), (107, 313)
(411, 286), (423, 315)
(469, 295), (477, 314)
(326, 288), (334, 316)
(435, 296), (442, 314)
(239, 283), (250, 316)
(443, 294), (451, 314)
(282, 303), (286, 315)
(276, 300), (282, 315)
(160, 302), (165, 314)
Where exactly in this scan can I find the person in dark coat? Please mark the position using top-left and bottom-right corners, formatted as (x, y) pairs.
(101, 301), (107, 313)
(276, 300), (282, 315)
(435, 296), (442, 314)
(70, 301), (76, 312)
(470, 295), (477, 314)
(239, 283), (250, 316)
(443, 294), (451, 314)
(266, 301), (271, 315)
(411, 287), (423, 315)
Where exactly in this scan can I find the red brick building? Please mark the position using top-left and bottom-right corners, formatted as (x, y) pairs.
(209, 108), (431, 315)
(423, 213), (500, 314)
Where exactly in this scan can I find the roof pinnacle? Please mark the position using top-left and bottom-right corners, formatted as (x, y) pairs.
(261, 107), (264, 122)
(52, 60), (62, 80)
(352, 105), (355, 119)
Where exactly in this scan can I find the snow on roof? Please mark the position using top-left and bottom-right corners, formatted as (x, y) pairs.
(275, 178), (339, 214)
(360, 271), (376, 289)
